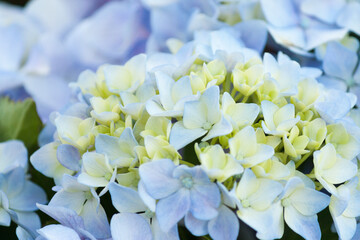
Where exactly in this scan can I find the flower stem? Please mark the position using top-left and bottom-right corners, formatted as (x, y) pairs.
(295, 151), (313, 168)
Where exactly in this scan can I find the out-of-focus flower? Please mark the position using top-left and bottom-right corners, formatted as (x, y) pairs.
(318, 41), (360, 106)
(260, 0), (347, 54)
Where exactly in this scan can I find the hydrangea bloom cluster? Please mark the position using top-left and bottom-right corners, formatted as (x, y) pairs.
(30, 29), (360, 240)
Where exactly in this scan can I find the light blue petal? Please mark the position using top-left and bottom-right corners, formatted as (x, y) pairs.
(37, 204), (85, 230)
(208, 205), (239, 240)
(284, 205), (321, 240)
(60, 174), (89, 192)
(217, 182), (237, 209)
(38, 122), (57, 147)
(109, 182), (147, 213)
(184, 212), (209, 236)
(156, 188), (190, 232)
(336, 2), (360, 35)
(152, 216), (179, 240)
(4, 167), (25, 197)
(173, 165), (210, 185)
(95, 127), (138, 167)
(169, 121), (207, 150)
(49, 190), (86, 214)
(23, 76), (71, 121)
(323, 41), (358, 80)
(190, 184), (220, 220)
(260, 0), (299, 27)
(139, 159), (181, 199)
(0, 140), (27, 173)
(25, 0), (103, 34)
(56, 144), (81, 171)
(0, 208), (10, 226)
(301, 0), (345, 24)
(37, 225), (81, 240)
(111, 213), (152, 240)
(0, 24), (24, 71)
(30, 142), (73, 183)
(10, 180), (47, 211)
(16, 211), (41, 234)
(235, 20), (268, 53)
(65, 1), (148, 68)
(80, 198), (111, 239)
(314, 89), (354, 123)
(138, 180), (156, 212)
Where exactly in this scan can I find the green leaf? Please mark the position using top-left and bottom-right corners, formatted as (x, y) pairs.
(182, 139), (201, 166)
(0, 97), (42, 152)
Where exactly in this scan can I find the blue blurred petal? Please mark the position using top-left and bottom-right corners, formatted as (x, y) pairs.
(301, 0), (344, 24)
(235, 20), (268, 53)
(323, 41), (358, 80)
(25, 0), (105, 35)
(337, 2), (360, 35)
(0, 24), (24, 71)
(261, 0), (299, 28)
(65, 1), (149, 68)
